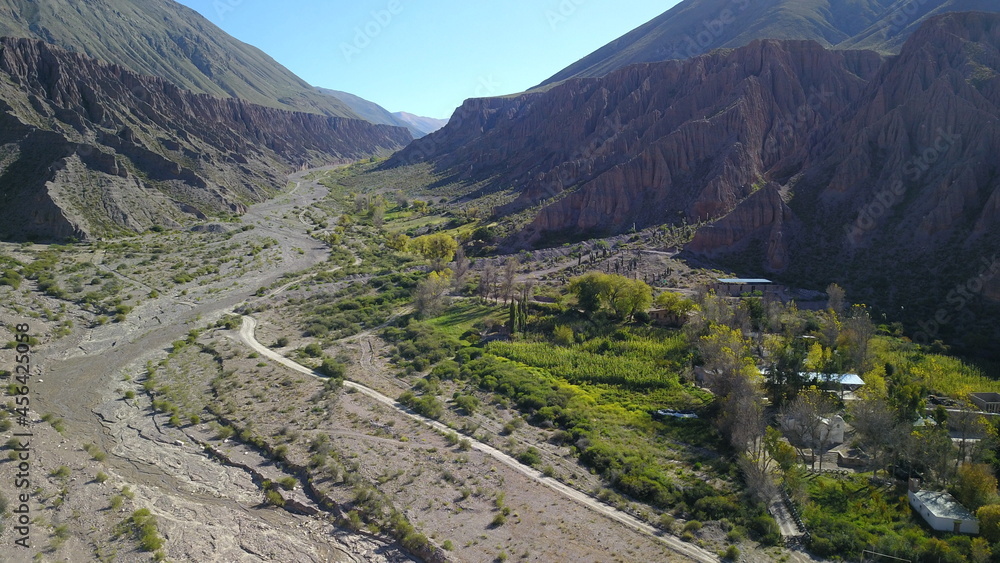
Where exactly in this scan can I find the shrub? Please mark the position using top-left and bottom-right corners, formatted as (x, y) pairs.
(265, 490), (285, 507)
(51, 466), (71, 479)
(722, 545), (740, 560)
(318, 357), (346, 379)
(518, 447), (541, 467)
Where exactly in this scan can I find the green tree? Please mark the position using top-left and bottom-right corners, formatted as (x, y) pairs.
(978, 504), (1000, 543)
(409, 234), (458, 270)
(654, 291), (697, 315)
(552, 325), (574, 346)
(568, 272), (606, 314)
(956, 464), (998, 511)
(568, 272), (652, 320)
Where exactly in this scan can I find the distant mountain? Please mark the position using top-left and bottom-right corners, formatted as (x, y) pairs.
(0, 0), (359, 118)
(392, 112), (448, 137)
(538, 0), (1000, 87)
(317, 89), (446, 137)
(388, 12), (1000, 350)
(0, 38), (411, 241)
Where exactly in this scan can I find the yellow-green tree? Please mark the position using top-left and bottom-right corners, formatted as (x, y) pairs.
(978, 504), (1000, 543)
(654, 291), (698, 315)
(567, 272), (652, 321)
(956, 464), (999, 511)
(385, 232), (409, 252)
(409, 234), (458, 271)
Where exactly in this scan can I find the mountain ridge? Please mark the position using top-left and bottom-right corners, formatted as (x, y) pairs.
(316, 88), (446, 137)
(0, 0), (361, 118)
(538, 0), (1000, 88)
(0, 37), (412, 241)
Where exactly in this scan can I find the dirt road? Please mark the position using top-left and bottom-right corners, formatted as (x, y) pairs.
(238, 316), (720, 563)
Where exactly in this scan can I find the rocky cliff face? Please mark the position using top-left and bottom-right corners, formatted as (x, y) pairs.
(391, 39), (881, 246)
(0, 38), (412, 240)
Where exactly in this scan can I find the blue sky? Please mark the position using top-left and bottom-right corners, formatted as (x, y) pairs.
(174, 0), (680, 119)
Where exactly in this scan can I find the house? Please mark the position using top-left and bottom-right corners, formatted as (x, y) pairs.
(909, 490), (979, 534)
(970, 392), (1000, 413)
(781, 414), (847, 448)
(714, 278), (779, 297)
(805, 372), (866, 392)
(649, 308), (689, 327)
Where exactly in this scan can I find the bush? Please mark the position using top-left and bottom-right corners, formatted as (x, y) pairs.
(265, 490), (285, 507)
(518, 447), (542, 467)
(683, 520), (703, 533)
(454, 394), (479, 415)
(318, 357), (346, 379)
(721, 545), (740, 560)
(553, 325), (574, 346)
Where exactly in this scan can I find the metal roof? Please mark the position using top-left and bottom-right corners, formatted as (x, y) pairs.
(717, 278), (773, 284)
(913, 490), (977, 522)
(805, 372), (866, 386)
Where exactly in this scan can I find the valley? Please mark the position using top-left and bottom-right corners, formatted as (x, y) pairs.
(2, 0), (1000, 562)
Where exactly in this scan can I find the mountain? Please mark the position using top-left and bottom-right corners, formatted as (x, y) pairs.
(0, 38), (412, 241)
(538, 0), (1000, 88)
(389, 39), (883, 246)
(317, 89), (447, 137)
(388, 11), (1000, 348)
(392, 112), (448, 137)
(0, 0), (359, 118)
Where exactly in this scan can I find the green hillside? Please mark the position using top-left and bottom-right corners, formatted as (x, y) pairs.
(0, 0), (360, 118)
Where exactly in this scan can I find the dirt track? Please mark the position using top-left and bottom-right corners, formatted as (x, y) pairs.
(239, 316), (720, 563)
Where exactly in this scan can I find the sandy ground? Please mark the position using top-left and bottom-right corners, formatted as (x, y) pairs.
(0, 170), (409, 562)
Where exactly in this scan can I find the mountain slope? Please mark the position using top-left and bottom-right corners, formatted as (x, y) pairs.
(0, 38), (411, 241)
(387, 12), (1000, 348)
(538, 0), (998, 87)
(0, 0), (359, 118)
(392, 112), (448, 137)
(317, 89), (446, 137)
(390, 39), (882, 247)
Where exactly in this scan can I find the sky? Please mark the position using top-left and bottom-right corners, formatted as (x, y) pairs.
(173, 0), (680, 119)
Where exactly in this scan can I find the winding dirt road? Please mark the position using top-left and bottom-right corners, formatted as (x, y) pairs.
(238, 316), (720, 563)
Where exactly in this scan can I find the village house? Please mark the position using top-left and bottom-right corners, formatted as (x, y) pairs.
(908, 488), (979, 534)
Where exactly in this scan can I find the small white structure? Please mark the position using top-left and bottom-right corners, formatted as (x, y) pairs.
(781, 414), (847, 448)
(805, 372), (865, 392)
(909, 490), (979, 534)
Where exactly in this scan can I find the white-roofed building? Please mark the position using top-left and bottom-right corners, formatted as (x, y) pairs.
(909, 490), (979, 534)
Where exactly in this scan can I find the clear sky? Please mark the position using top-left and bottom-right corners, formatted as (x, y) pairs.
(173, 0), (680, 119)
